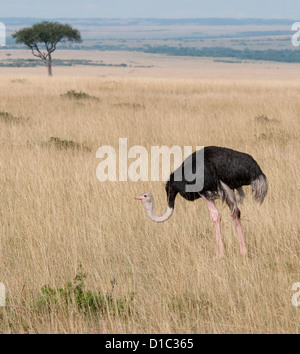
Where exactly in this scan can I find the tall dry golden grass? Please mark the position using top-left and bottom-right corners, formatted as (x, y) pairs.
(0, 75), (299, 333)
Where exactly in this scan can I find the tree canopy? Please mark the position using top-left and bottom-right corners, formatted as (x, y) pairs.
(12, 21), (82, 76)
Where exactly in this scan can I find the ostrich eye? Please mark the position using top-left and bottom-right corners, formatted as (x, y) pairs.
(144, 195), (147, 198)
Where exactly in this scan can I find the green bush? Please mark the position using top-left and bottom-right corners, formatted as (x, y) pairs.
(34, 266), (135, 317)
(0, 111), (25, 124)
(47, 137), (91, 152)
(61, 90), (100, 101)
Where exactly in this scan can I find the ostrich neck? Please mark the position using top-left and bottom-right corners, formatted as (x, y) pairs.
(145, 198), (174, 223)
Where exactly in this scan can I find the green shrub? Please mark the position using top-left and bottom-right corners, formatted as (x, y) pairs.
(34, 266), (135, 317)
(61, 90), (100, 101)
(255, 115), (270, 123)
(47, 137), (91, 152)
(0, 111), (25, 124)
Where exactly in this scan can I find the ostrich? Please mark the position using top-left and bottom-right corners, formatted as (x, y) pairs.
(136, 146), (268, 257)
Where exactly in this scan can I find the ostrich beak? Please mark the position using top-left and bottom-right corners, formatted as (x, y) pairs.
(135, 195), (144, 200)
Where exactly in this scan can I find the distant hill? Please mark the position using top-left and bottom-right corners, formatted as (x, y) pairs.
(0, 17), (297, 27)
(2, 17), (296, 42)
(2, 17), (299, 63)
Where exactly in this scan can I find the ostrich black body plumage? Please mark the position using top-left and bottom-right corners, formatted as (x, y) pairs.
(166, 146), (267, 209)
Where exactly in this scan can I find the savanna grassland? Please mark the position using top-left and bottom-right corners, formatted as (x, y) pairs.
(0, 70), (300, 333)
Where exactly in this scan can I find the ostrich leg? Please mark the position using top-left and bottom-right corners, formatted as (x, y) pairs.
(231, 209), (247, 256)
(201, 196), (224, 258)
(219, 181), (247, 256)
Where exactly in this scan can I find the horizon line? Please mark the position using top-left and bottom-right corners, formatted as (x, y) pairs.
(0, 16), (296, 20)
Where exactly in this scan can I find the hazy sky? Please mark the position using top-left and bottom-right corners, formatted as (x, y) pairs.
(1, 0), (300, 18)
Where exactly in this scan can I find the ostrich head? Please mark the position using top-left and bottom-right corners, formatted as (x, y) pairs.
(135, 192), (174, 223)
(135, 192), (153, 210)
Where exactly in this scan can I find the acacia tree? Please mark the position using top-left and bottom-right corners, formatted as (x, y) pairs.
(12, 21), (82, 76)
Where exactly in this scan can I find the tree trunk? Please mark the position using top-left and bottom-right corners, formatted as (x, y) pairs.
(47, 55), (53, 77)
